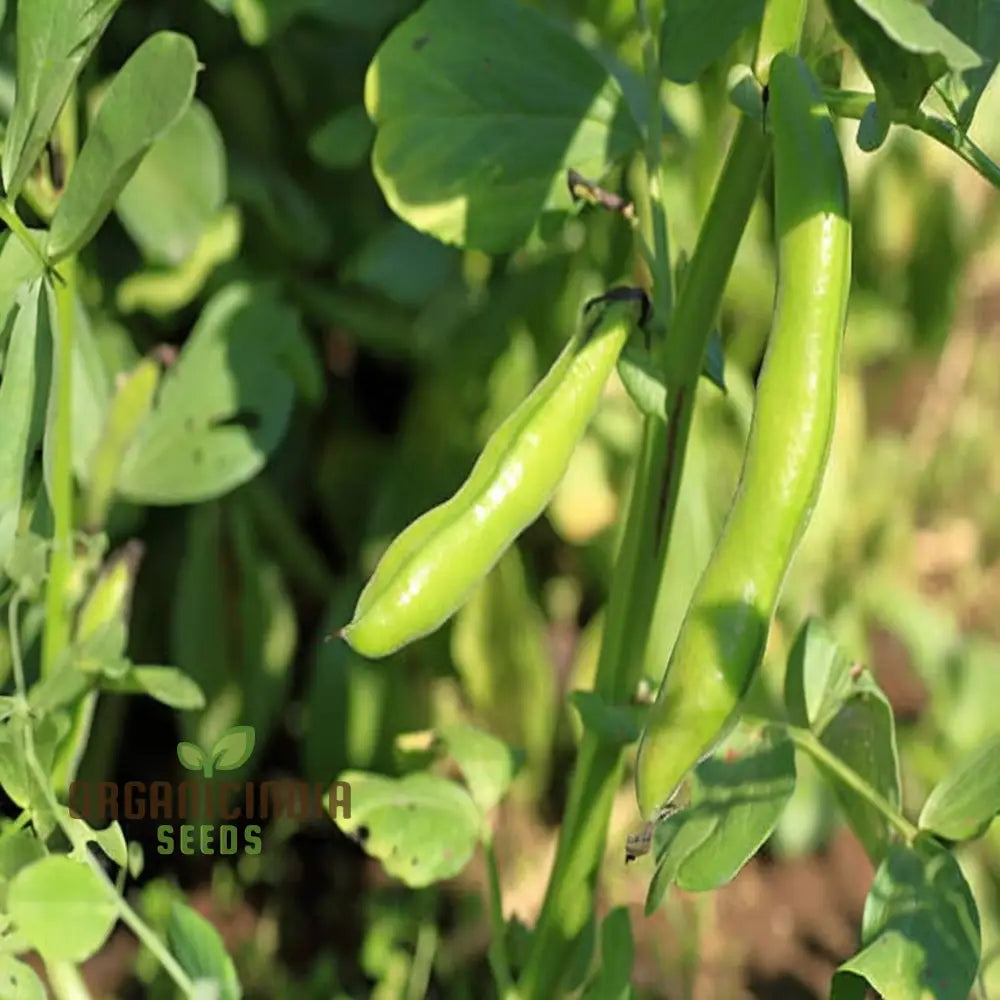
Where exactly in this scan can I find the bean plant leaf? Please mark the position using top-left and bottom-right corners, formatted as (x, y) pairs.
(784, 617), (857, 730)
(645, 725), (796, 912)
(116, 282), (305, 504)
(116, 207), (243, 318)
(2, 0), (123, 199)
(831, 837), (980, 1000)
(103, 665), (206, 710)
(660, 0), (765, 83)
(309, 105), (374, 170)
(818, 677), (901, 865)
(0, 955), (46, 1000)
(167, 902), (242, 1000)
(826, 0), (982, 115)
(7, 855), (118, 962)
(435, 723), (521, 816)
(787, 621), (901, 863)
(365, 0), (641, 252)
(331, 770), (481, 888)
(617, 330), (726, 422)
(569, 691), (643, 748)
(582, 907), (634, 1000)
(0, 280), (48, 570)
(115, 100), (228, 265)
(47, 31), (200, 262)
(932, 0), (1000, 127)
(919, 732), (1000, 841)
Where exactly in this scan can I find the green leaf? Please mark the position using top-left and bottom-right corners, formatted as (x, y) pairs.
(103, 665), (206, 711)
(919, 732), (1000, 841)
(933, 0), (1000, 127)
(344, 219), (457, 309)
(0, 714), (66, 812)
(331, 770), (480, 888)
(645, 725), (795, 910)
(0, 955), (45, 1000)
(436, 723), (520, 816)
(116, 283), (304, 504)
(831, 838), (980, 1000)
(816, 678), (901, 865)
(660, 0), (765, 83)
(569, 691), (643, 747)
(167, 902), (242, 1000)
(210, 725), (255, 772)
(47, 32), (200, 262)
(617, 331), (726, 422)
(115, 100), (227, 265)
(365, 0), (641, 252)
(177, 741), (206, 772)
(0, 279), (48, 570)
(856, 100), (891, 151)
(582, 907), (634, 1000)
(783, 617), (857, 730)
(7, 855), (117, 962)
(2, 0), (123, 199)
(826, 0), (981, 114)
(116, 207), (243, 318)
(0, 231), (46, 327)
(308, 105), (374, 169)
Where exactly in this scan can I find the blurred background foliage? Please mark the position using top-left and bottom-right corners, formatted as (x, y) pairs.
(1, 0), (999, 996)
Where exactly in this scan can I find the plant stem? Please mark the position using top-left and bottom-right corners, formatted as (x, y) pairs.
(243, 478), (335, 602)
(8, 598), (197, 997)
(41, 89), (80, 679)
(753, 0), (809, 81)
(634, 0), (672, 322)
(517, 86), (769, 1000)
(484, 839), (518, 1000)
(40, 257), (76, 679)
(824, 88), (1000, 191)
(786, 724), (920, 843)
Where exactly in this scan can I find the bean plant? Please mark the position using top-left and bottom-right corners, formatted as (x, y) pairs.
(0, 0), (998, 998)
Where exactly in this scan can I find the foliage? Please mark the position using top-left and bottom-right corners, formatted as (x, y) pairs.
(0, 0), (998, 998)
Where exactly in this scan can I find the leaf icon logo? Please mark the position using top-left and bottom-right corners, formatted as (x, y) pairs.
(176, 725), (255, 778)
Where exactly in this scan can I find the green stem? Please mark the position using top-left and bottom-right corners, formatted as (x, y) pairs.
(635, 0), (672, 321)
(786, 724), (919, 843)
(243, 478), (335, 603)
(45, 961), (94, 1000)
(753, 0), (809, 81)
(517, 103), (768, 1000)
(484, 839), (518, 1000)
(8, 601), (198, 998)
(824, 88), (1000, 191)
(41, 255), (77, 678)
(41, 90), (79, 678)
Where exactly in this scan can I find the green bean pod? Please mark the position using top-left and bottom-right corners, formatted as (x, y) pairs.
(341, 290), (648, 659)
(634, 53), (851, 821)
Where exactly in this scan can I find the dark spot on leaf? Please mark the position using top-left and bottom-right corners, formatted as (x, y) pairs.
(193, 448), (204, 464)
(413, 34), (429, 51)
(411, 857), (419, 866)
(212, 409), (261, 431)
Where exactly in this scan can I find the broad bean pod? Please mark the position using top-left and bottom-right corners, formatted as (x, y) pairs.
(634, 53), (852, 821)
(341, 288), (649, 659)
